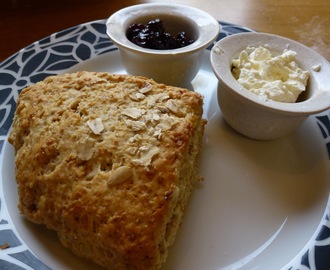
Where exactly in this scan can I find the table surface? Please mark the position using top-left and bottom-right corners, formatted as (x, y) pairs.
(0, 0), (329, 63)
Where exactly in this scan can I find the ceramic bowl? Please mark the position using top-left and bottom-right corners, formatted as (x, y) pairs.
(210, 32), (330, 140)
(106, 3), (220, 87)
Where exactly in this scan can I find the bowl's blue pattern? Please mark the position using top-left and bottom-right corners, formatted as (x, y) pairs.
(0, 19), (329, 270)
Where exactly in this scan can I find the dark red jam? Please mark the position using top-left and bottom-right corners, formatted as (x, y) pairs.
(126, 19), (195, 50)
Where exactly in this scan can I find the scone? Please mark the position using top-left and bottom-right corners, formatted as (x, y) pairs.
(8, 71), (206, 270)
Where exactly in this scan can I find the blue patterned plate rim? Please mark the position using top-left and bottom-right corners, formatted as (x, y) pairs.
(0, 19), (329, 270)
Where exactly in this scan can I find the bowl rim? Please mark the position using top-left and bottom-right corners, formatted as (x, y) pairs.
(210, 32), (330, 115)
(106, 3), (220, 56)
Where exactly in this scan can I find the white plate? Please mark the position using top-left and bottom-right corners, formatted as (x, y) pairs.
(1, 19), (330, 270)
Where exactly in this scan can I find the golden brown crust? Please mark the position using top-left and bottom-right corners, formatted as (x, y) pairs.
(8, 71), (205, 269)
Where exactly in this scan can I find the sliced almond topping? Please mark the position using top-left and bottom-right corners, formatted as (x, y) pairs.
(144, 110), (161, 124)
(122, 108), (146, 119)
(132, 146), (159, 167)
(151, 112), (160, 121)
(153, 128), (162, 139)
(108, 166), (133, 187)
(157, 105), (169, 114)
(146, 94), (170, 108)
(139, 83), (153, 93)
(158, 115), (175, 130)
(125, 119), (147, 131)
(147, 96), (157, 108)
(126, 146), (137, 155)
(129, 134), (142, 143)
(129, 92), (146, 101)
(138, 145), (150, 152)
(155, 93), (170, 102)
(165, 99), (182, 116)
(87, 118), (104, 135)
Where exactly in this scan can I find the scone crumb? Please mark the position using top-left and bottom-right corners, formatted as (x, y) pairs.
(0, 243), (10, 250)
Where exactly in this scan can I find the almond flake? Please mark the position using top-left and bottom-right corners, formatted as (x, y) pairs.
(108, 166), (132, 187)
(129, 134), (141, 143)
(87, 118), (104, 135)
(154, 128), (162, 139)
(144, 110), (161, 124)
(122, 108), (146, 119)
(146, 93), (170, 108)
(158, 115), (175, 130)
(147, 96), (157, 108)
(165, 99), (182, 116)
(125, 119), (147, 131)
(129, 92), (146, 101)
(126, 146), (137, 155)
(139, 145), (150, 152)
(157, 106), (169, 114)
(152, 113), (160, 121)
(155, 93), (170, 102)
(132, 146), (159, 167)
(139, 83), (153, 93)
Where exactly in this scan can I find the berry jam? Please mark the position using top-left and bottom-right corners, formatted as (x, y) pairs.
(126, 19), (195, 50)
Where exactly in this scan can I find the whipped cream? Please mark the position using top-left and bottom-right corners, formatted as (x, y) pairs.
(232, 46), (309, 103)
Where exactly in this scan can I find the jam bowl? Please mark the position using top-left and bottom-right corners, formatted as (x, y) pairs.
(210, 32), (330, 140)
(106, 3), (220, 87)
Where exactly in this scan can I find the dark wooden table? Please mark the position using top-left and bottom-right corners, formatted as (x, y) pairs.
(1, 0), (329, 63)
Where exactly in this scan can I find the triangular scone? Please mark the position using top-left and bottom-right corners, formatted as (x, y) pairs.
(8, 71), (206, 270)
